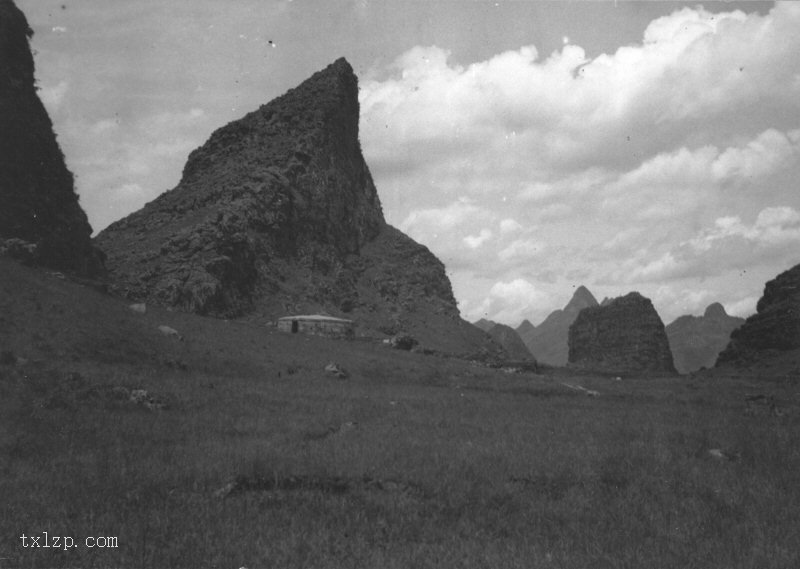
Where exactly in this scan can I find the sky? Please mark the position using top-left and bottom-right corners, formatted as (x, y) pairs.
(16, 0), (800, 327)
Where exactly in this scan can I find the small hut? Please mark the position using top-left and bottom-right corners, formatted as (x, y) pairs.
(277, 314), (354, 338)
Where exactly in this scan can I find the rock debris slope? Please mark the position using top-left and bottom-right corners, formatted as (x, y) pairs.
(666, 303), (744, 374)
(568, 292), (676, 374)
(96, 58), (501, 357)
(0, 0), (103, 275)
(716, 263), (800, 367)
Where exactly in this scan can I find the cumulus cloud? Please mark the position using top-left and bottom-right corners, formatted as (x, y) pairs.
(464, 229), (492, 249)
(464, 278), (550, 324)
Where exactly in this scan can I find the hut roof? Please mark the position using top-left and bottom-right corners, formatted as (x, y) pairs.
(278, 314), (353, 324)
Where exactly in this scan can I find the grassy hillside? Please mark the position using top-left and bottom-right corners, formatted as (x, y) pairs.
(1, 258), (799, 568)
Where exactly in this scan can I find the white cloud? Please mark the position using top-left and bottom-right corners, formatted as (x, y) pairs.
(464, 278), (550, 324)
(39, 80), (68, 111)
(464, 228), (492, 249)
(499, 218), (522, 234)
(712, 129), (800, 182)
(498, 238), (544, 263)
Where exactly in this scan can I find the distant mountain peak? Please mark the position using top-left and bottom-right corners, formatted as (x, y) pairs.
(704, 302), (727, 319)
(565, 285), (599, 313)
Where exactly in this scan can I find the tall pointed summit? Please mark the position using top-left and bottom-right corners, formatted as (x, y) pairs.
(517, 285), (598, 366)
(96, 58), (501, 357)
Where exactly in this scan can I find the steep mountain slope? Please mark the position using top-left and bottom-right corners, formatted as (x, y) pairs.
(518, 286), (598, 366)
(716, 263), (800, 368)
(95, 58), (501, 358)
(0, 0), (103, 275)
(568, 292), (676, 374)
(486, 323), (535, 361)
(666, 303), (744, 374)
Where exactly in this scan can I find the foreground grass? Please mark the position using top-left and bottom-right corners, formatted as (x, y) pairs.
(2, 344), (799, 569)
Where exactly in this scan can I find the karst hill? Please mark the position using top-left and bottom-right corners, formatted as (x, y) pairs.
(95, 58), (501, 357)
(716, 262), (800, 370)
(0, 0), (103, 275)
(666, 303), (744, 374)
(568, 291), (676, 374)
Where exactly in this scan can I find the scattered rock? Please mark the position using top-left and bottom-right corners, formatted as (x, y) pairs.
(560, 382), (600, 397)
(0, 238), (38, 263)
(390, 333), (418, 351)
(215, 473), (424, 500)
(129, 302), (147, 314)
(708, 448), (740, 462)
(157, 325), (182, 340)
(304, 421), (359, 441)
(324, 362), (348, 379)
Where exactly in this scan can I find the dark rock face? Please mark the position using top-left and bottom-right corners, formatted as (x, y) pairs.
(716, 263), (800, 366)
(568, 292), (676, 374)
(95, 58), (501, 357)
(0, 0), (103, 275)
(486, 323), (535, 361)
(666, 303), (744, 374)
(518, 285), (598, 366)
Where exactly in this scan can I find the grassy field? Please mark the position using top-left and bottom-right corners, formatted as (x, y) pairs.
(1, 260), (799, 568)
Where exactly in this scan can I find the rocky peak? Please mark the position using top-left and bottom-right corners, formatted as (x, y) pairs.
(568, 291), (676, 374)
(517, 285), (598, 367)
(95, 58), (501, 358)
(0, 0), (103, 275)
(704, 302), (727, 319)
(516, 319), (536, 335)
(717, 263), (800, 367)
(564, 285), (599, 313)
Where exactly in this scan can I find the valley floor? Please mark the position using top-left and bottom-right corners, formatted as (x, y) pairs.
(1, 259), (799, 569)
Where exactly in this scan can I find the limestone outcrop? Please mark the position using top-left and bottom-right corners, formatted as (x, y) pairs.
(568, 292), (676, 374)
(95, 58), (501, 358)
(716, 263), (800, 366)
(666, 303), (744, 373)
(0, 0), (103, 275)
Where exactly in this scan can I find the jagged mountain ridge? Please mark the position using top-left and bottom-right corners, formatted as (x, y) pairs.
(0, 0), (103, 275)
(568, 291), (676, 374)
(666, 303), (744, 374)
(517, 285), (598, 366)
(95, 58), (502, 357)
(716, 262), (800, 368)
